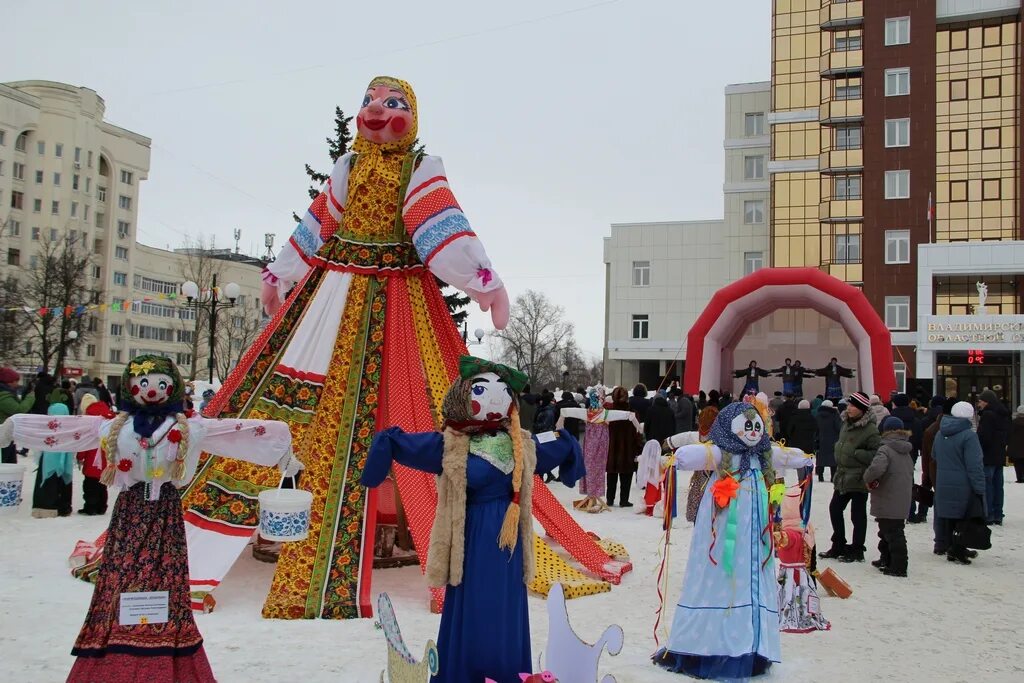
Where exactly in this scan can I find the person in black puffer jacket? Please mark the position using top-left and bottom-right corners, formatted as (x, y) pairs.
(976, 389), (1011, 525)
(784, 399), (818, 481)
(628, 384), (652, 424)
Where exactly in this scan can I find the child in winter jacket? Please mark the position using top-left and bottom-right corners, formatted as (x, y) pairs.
(863, 416), (915, 577)
(74, 395), (114, 515)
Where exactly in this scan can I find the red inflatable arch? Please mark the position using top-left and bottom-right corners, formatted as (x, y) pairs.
(683, 267), (897, 397)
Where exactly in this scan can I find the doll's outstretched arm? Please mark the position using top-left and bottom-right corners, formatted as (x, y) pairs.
(363, 427), (445, 486)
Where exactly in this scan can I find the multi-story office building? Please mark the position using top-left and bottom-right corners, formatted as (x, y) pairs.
(0, 80), (265, 390)
(771, 0), (1023, 405)
(603, 83), (773, 388)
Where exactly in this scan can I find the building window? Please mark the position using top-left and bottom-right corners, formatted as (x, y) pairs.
(31, 226), (39, 240)
(7, 248), (20, 266)
(12, 162), (24, 180)
(743, 155), (765, 180)
(91, 265), (101, 278)
(37, 141), (45, 155)
(117, 221), (130, 239)
(834, 175), (862, 200)
(884, 170), (910, 199)
(72, 174), (79, 190)
(834, 234), (861, 264)
(70, 201), (78, 218)
(29, 255), (38, 269)
(982, 76), (1001, 98)
(949, 80), (967, 101)
(49, 228), (57, 241)
(55, 143), (63, 157)
(177, 353), (193, 367)
(835, 84), (862, 100)
(0, 161), (4, 176)
(0, 130), (4, 145)
(885, 68), (910, 96)
(743, 200), (765, 224)
(32, 198), (42, 213)
(884, 119), (910, 147)
(84, 206), (90, 221)
(98, 186), (106, 202)
(950, 180), (967, 202)
(893, 362), (907, 393)
(982, 127), (1001, 149)
(120, 170), (134, 185)
(51, 201), (60, 215)
(631, 314), (649, 340)
(8, 220), (20, 236)
(35, 170), (43, 184)
(885, 230), (910, 264)
(87, 150), (93, 168)
(86, 177), (91, 193)
(949, 129), (968, 151)
(74, 147), (81, 162)
(950, 29), (967, 50)
(744, 112), (765, 137)
(113, 271), (128, 286)
(835, 125), (862, 150)
(118, 195), (132, 210)
(885, 17), (910, 45)
(109, 349), (122, 363)
(110, 323), (124, 336)
(983, 179), (1001, 200)
(744, 251), (764, 275)
(835, 35), (862, 51)
(15, 132), (27, 152)
(631, 260), (650, 287)
(885, 296), (911, 330)
(10, 191), (24, 210)
(115, 246), (129, 260)
(86, 344), (96, 358)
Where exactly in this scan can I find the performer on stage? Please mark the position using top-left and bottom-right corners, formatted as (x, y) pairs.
(653, 402), (812, 679)
(734, 361), (770, 396)
(363, 357), (583, 683)
(814, 357), (855, 401)
(771, 359), (798, 396)
(0, 355), (299, 683)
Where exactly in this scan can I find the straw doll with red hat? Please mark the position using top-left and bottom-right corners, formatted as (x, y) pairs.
(364, 355), (583, 683)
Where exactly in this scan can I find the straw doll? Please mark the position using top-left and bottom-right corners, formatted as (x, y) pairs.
(363, 356), (583, 683)
(0, 354), (300, 683)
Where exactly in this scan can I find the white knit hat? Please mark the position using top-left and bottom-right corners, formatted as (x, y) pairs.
(821, 400), (834, 408)
(952, 401), (975, 419)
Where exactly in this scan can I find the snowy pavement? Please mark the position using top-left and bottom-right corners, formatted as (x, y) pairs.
(1, 461), (1022, 682)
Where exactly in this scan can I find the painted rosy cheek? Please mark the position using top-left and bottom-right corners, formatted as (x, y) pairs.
(389, 117), (407, 134)
(471, 400), (481, 415)
(165, 384), (173, 395)
(130, 386), (140, 396)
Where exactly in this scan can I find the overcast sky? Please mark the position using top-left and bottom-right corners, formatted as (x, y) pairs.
(7, 0), (769, 358)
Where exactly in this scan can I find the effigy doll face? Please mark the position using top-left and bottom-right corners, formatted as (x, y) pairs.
(128, 372), (177, 407)
(469, 372), (514, 422)
(356, 84), (414, 144)
(731, 411), (765, 447)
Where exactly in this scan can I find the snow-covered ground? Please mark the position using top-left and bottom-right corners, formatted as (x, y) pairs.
(2, 460), (1023, 682)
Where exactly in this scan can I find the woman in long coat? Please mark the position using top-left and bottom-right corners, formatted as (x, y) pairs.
(932, 402), (986, 564)
(607, 386), (642, 507)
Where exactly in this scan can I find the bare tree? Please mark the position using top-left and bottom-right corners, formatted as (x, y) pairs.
(17, 235), (97, 374)
(215, 297), (264, 380)
(490, 290), (576, 389)
(0, 274), (24, 366)
(176, 235), (224, 380)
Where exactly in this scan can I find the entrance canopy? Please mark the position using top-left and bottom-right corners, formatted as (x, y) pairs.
(683, 267), (897, 397)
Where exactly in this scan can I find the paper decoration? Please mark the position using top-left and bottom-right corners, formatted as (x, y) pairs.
(542, 583), (623, 683)
(377, 593), (438, 683)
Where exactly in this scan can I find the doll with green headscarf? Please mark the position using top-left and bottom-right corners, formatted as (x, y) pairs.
(364, 355), (584, 683)
(0, 354), (301, 683)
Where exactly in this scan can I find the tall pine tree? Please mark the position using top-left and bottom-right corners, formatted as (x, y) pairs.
(296, 107), (469, 327)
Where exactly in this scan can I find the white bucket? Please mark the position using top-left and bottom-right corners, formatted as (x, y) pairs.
(258, 477), (313, 542)
(0, 463), (26, 515)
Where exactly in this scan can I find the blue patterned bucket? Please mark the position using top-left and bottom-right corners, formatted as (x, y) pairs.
(258, 477), (313, 542)
(0, 464), (25, 515)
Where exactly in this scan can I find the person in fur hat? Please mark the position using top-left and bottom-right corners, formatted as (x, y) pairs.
(864, 416), (915, 577)
(364, 356), (583, 683)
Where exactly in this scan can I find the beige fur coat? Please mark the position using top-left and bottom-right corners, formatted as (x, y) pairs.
(425, 427), (536, 587)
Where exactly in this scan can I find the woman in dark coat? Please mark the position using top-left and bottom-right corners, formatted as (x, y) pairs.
(815, 400), (842, 482)
(932, 402), (986, 564)
(784, 399), (818, 481)
(628, 384), (652, 424)
(1008, 406), (1024, 483)
(644, 395), (678, 446)
(608, 386), (642, 507)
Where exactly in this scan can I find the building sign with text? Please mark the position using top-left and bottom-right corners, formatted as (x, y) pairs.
(920, 315), (1024, 350)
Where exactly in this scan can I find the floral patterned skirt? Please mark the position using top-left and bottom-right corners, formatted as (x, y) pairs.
(68, 482), (215, 683)
(580, 422), (609, 496)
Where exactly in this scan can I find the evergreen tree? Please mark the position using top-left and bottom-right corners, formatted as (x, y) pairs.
(294, 108), (469, 327)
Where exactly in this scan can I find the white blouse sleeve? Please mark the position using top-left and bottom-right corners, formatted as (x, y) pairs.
(190, 417), (293, 468)
(673, 443), (723, 471)
(2, 414), (104, 451)
(556, 407), (588, 427)
(771, 444), (813, 470)
(402, 156), (504, 298)
(665, 431), (701, 449)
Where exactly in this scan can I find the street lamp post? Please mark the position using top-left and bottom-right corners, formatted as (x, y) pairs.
(180, 273), (240, 383)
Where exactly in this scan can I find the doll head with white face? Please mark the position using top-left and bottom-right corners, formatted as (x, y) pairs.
(120, 355), (186, 411)
(731, 409), (766, 447)
(128, 373), (177, 406)
(469, 372), (514, 422)
(354, 76), (418, 147)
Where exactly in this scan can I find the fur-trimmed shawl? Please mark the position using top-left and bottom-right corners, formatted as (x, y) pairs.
(426, 427), (536, 587)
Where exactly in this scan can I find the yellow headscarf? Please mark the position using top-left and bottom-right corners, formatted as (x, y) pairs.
(350, 76), (419, 194)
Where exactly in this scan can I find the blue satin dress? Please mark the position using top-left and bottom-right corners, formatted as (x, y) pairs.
(364, 428), (583, 683)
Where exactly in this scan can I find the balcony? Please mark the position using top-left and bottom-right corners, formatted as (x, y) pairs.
(819, 260), (863, 284)
(819, 148), (863, 174)
(820, 0), (863, 29)
(820, 48), (863, 78)
(819, 198), (863, 223)
(820, 97), (862, 125)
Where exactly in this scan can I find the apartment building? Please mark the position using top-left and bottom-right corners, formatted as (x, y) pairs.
(771, 0), (1024, 404)
(603, 83), (773, 389)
